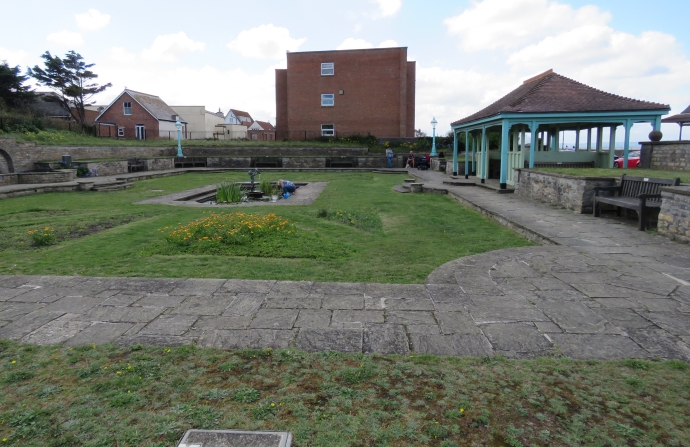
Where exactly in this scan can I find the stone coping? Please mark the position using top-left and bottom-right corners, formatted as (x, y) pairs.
(514, 168), (615, 181)
(640, 140), (690, 146)
(660, 184), (690, 197)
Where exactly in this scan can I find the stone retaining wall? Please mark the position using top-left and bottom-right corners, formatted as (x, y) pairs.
(640, 141), (690, 170)
(81, 160), (129, 176)
(514, 169), (616, 213)
(0, 137), (370, 172)
(658, 185), (690, 243)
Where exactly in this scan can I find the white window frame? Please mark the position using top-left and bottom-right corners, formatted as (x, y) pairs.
(117, 127), (124, 137)
(321, 94), (334, 107)
(321, 124), (334, 137)
(123, 101), (132, 115)
(321, 62), (334, 76)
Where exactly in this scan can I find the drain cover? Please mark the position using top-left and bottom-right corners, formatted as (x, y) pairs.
(177, 429), (292, 447)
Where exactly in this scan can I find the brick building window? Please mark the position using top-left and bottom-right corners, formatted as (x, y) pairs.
(321, 94), (334, 107)
(123, 102), (132, 115)
(321, 63), (334, 76)
(117, 127), (124, 137)
(321, 124), (334, 136)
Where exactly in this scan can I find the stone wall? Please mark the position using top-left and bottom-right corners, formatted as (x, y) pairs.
(17, 170), (76, 184)
(514, 169), (616, 214)
(146, 158), (174, 171)
(0, 173), (18, 185)
(658, 185), (690, 243)
(640, 141), (690, 170)
(0, 137), (370, 173)
(82, 160), (129, 176)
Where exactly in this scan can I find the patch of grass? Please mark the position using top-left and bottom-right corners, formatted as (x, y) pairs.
(0, 342), (689, 446)
(0, 172), (531, 283)
(316, 208), (383, 233)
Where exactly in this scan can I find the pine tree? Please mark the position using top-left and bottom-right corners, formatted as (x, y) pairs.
(0, 61), (34, 110)
(28, 51), (111, 127)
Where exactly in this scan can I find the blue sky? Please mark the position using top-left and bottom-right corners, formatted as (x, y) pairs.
(1, 0), (689, 143)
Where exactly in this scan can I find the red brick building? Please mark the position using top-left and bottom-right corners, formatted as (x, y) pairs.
(95, 89), (186, 140)
(275, 47), (415, 139)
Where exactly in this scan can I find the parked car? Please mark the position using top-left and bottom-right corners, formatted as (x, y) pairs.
(613, 152), (640, 168)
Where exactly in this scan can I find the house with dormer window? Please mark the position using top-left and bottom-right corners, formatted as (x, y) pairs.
(95, 89), (186, 140)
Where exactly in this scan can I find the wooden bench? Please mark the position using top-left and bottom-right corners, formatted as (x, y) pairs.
(532, 161), (595, 168)
(593, 174), (680, 230)
(127, 158), (146, 173)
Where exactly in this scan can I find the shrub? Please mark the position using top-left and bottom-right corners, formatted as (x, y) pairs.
(28, 227), (57, 246)
(76, 166), (90, 178)
(215, 182), (243, 203)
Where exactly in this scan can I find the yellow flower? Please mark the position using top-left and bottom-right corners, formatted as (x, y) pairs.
(271, 403), (275, 407)
(116, 371), (122, 375)
(11, 360), (16, 364)
(460, 408), (464, 413)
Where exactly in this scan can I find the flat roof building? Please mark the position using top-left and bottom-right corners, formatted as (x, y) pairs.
(275, 47), (415, 140)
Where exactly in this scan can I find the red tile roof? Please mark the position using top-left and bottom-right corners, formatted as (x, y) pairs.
(452, 70), (670, 126)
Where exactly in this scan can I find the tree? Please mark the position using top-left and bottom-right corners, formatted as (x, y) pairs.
(28, 51), (111, 127)
(0, 61), (34, 110)
(415, 128), (427, 137)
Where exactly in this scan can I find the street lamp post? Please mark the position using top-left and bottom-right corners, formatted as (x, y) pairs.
(430, 116), (438, 157)
(175, 117), (184, 157)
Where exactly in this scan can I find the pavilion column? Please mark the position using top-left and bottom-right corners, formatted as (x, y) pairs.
(464, 130), (470, 178)
(452, 130), (459, 176)
(608, 125), (618, 168)
(575, 127), (580, 150)
(529, 122), (538, 168)
(500, 120), (509, 189)
(622, 120), (632, 169)
(480, 127), (487, 183)
(596, 126), (603, 152)
(470, 133), (477, 176)
(587, 128), (592, 151)
(512, 129), (519, 154)
(555, 127), (561, 151)
(520, 127), (526, 154)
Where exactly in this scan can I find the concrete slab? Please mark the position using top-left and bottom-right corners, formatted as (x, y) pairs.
(551, 334), (650, 360)
(223, 293), (265, 316)
(410, 334), (494, 357)
(364, 324), (409, 355)
(199, 329), (296, 350)
(177, 429), (291, 447)
(295, 328), (362, 353)
(63, 322), (134, 347)
(480, 323), (553, 358)
(139, 314), (198, 336)
(172, 294), (236, 316)
(249, 309), (299, 329)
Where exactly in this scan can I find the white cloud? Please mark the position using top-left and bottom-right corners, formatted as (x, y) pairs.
(372, 0), (402, 17)
(141, 32), (205, 62)
(75, 9), (111, 31)
(444, 0), (608, 52)
(227, 24), (306, 60)
(46, 30), (84, 46)
(436, 0), (690, 139)
(378, 40), (399, 48)
(0, 47), (29, 66)
(336, 38), (399, 50)
(336, 38), (374, 50)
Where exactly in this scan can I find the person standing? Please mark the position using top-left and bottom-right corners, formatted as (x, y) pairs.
(385, 147), (394, 168)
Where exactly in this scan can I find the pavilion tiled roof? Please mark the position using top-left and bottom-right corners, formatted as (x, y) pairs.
(255, 120), (275, 131)
(662, 104), (690, 124)
(452, 69), (670, 126)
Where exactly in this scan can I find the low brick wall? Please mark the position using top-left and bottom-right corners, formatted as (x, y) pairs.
(658, 185), (690, 243)
(514, 169), (616, 214)
(640, 141), (690, 170)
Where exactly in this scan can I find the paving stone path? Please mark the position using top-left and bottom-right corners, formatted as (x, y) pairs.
(1, 170), (689, 360)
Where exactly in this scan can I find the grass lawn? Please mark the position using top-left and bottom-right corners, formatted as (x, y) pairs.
(534, 167), (690, 183)
(0, 172), (530, 283)
(1, 341), (688, 447)
(4, 132), (365, 148)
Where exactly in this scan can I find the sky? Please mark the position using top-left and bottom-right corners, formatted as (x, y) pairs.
(1, 0), (689, 145)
